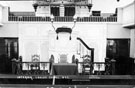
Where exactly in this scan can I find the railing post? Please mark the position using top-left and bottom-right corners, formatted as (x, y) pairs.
(16, 62), (23, 75)
(12, 61), (16, 74)
(91, 48), (94, 62)
(133, 59), (135, 75)
(111, 59), (116, 75)
(76, 59), (79, 75)
(90, 62), (93, 75)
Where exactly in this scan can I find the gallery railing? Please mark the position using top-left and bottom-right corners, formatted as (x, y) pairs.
(33, 0), (92, 5)
(12, 62), (50, 75)
(77, 61), (115, 75)
(12, 61), (115, 75)
(8, 16), (117, 22)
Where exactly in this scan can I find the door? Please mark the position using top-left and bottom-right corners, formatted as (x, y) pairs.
(106, 39), (132, 75)
(0, 38), (18, 73)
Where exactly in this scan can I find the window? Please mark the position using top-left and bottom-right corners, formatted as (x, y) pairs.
(51, 7), (60, 16)
(65, 7), (75, 16)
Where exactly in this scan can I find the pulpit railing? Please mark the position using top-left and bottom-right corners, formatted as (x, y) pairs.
(12, 61), (115, 75)
(76, 37), (116, 75)
(77, 61), (114, 75)
(12, 62), (50, 75)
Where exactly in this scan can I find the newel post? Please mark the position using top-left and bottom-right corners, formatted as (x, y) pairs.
(111, 59), (116, 75)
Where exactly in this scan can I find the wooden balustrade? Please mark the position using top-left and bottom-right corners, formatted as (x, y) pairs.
(12, 61), (115, 75)
(8, 16), (117, 22)
(12, 62), (50, 75)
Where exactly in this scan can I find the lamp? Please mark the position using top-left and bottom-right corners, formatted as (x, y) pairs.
(69, 14), (77, 40)
(50, 14), (54, 23)
(87, 4), (92, 12)
(50, 14), (77, 40)
(50, 14), (56, 32)
(33, 3), (38, 12)
(73, 15), (77, 23)
(72, 14), (77, 29)
(50, 14), (59, 40)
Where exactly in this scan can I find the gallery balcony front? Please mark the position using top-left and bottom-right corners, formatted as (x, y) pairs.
(10, 60), (116, 75)
(8, 16), (117, 22)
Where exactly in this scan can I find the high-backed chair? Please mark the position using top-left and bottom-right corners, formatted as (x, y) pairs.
(59, 54), (68, 63)
(82, 55), (92, 75)
(49, 55), (54, 72)
(31, 54), (40, 74)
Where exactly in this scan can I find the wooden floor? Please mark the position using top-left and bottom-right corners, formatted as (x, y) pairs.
(0, 74), (135, 86)
(0, 84), (134, 88)
(0, 74), (135, 79)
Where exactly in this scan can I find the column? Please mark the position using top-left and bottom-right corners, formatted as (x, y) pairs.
(60, 4), (64, 17)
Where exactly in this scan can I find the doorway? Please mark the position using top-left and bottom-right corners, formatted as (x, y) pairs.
(106, 39), (133, 75)
(0, 38), (18, 73)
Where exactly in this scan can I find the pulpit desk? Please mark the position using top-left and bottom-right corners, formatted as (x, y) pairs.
(51, 63), (78, 75)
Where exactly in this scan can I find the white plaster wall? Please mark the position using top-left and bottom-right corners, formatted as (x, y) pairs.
(17, 22), (108, 63)
(117, 8), (123, 23)
(107, 23), (130, 38)
(0, 5), (2, 24)
(0, 23), (18, 37)
(74, 22), (107, 63)
(18, 22), (52, 62)
(36, 6), (50, 17)
(1, 6), (8, 23)
(122, 1), (135, 26)
(49, 31), (78, 63)
(0, 22), (130, 63)
(75, 6), (90, 17)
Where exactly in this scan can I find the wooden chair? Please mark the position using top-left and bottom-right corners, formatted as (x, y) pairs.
(31, 55), (40, 75)
(59, 54), (68, 63)
(82, 55), (92, 75)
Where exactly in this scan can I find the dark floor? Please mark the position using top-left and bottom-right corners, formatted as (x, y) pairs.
(0, 84), (134, 88)
(0, 74), (135, 85)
